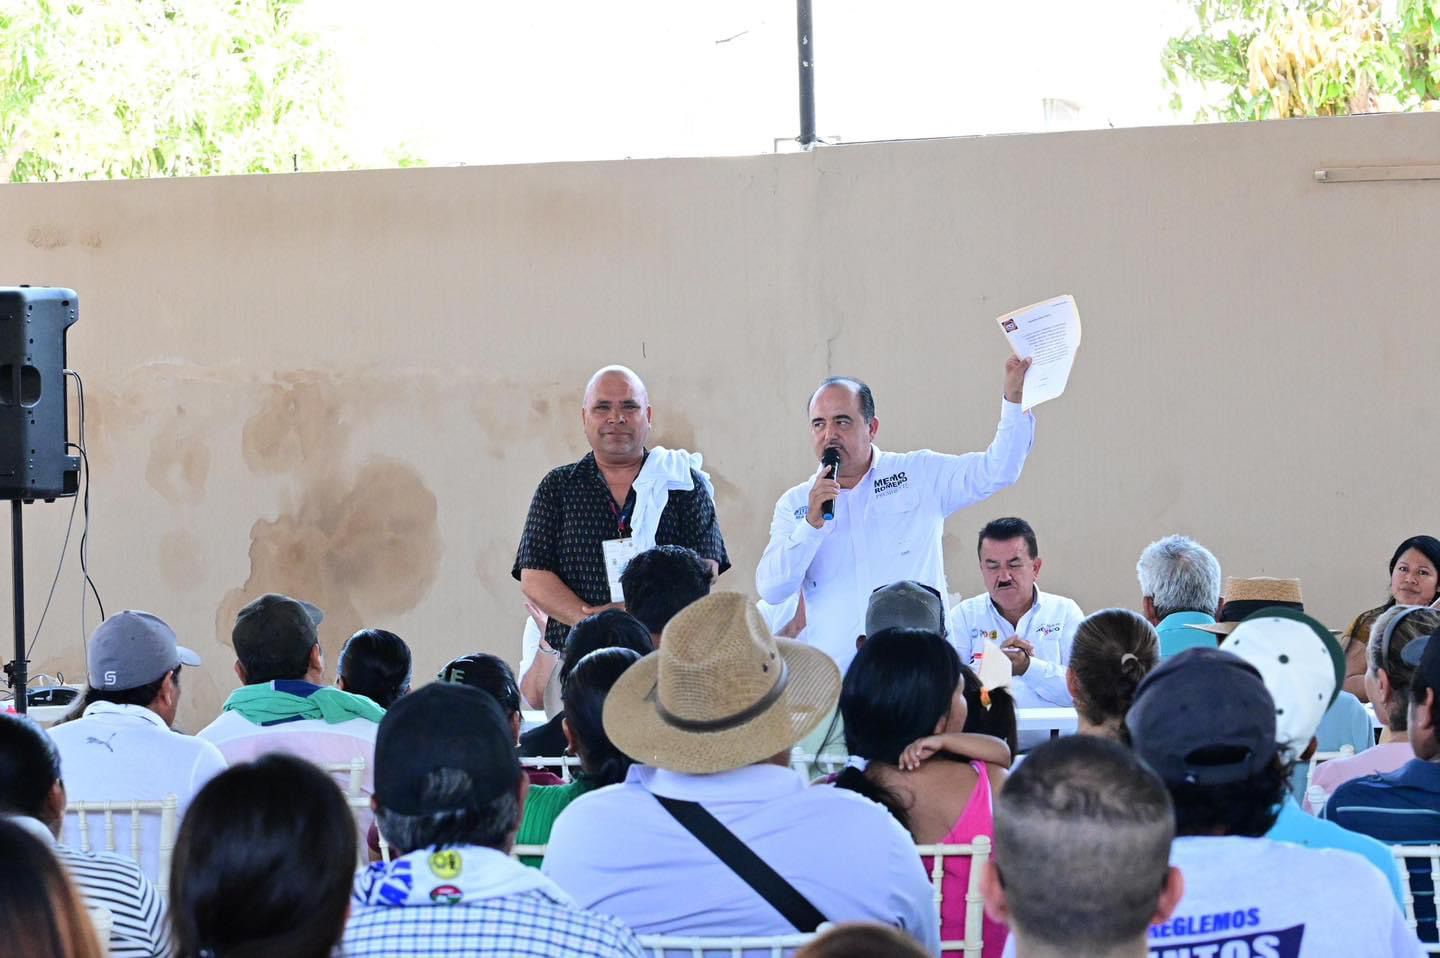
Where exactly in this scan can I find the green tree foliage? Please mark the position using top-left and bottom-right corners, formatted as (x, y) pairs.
(1164, 0), (1440, 121)
(0, 0), (351, 181)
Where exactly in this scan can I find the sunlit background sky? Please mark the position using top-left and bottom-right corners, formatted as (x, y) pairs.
(304, 1), (1198, 169)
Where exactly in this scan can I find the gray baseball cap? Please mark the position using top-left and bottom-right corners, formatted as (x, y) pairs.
(865, 580), (947, 637)
(87, 610), (201, 691)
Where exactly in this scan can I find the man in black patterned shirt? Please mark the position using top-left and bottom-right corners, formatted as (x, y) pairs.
(514, 365), (729, 654)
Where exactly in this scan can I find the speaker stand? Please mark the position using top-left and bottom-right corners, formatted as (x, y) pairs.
(4, 500), (25, 714)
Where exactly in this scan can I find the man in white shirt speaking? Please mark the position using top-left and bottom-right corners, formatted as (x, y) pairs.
(948, 517), (1083, 707)
(757, 356), (1036, 673)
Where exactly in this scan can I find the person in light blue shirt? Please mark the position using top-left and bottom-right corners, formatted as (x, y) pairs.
(1218, 608), (1406, 905)
(1135, 535), (1221, 658)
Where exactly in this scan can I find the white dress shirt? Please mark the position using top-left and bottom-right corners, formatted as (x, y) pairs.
(48, 701), (228, 883)
(946, 587), (1082, 708)
(756, 399), (1035, 673)
(543, 763), (940, 954)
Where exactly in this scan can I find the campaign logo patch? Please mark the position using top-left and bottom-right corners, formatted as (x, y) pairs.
(1037, 623), (1063, 637)
(428, 850), (463, 880)
(429, 884), (464, 905)
(794, 505), (809, 520)
(969, 629), (1000, 642)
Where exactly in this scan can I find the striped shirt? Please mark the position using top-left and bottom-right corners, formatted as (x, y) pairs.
(1321, 757), (1440, 944)
(12, 816), (171, 957)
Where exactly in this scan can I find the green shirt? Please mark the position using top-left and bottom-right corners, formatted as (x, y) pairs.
(516, 779), (595, 868)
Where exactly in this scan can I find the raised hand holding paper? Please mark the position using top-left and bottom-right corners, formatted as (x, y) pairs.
(996, 294), (1081, 412)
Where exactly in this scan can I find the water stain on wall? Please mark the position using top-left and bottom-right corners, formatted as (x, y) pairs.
(240, 372), (354, 477)
(157, 529), (207, 592)
(221, 370), (443, 661)
(216, 456), (442, 660)
(145, 407), (211, 505)
(27, 225), (69, 249)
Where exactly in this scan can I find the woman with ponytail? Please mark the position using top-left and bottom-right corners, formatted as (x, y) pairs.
(514, 647), (640, 865)
(1066, 609), (1160, 741)
(834, 628), (1012, 956)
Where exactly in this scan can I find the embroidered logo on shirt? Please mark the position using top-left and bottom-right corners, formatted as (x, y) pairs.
(85, 734), (118, 753)
(1037, 623), (1062, 637)
(793, 505), (809, 519)
(872, 472), (909, 498)
(970, 629), (1000, 642)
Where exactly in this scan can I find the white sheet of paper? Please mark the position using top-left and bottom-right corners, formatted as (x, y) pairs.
(977, 638), (1013, 692)
(996, 294), (1082, 412)
(602, 538), (639, 604)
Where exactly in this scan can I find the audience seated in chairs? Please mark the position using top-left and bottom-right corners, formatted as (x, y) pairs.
(0, 712), (170, 958)
(170, 753), (355, 958)
(1127, 647), (1422, 957)
(619, 543), (714, 645)
(0, 818), (105, 958)
(1323, 618), (1440, 945)
(515, 647), (641, 864)
(1309, 605), (1440, 811)
(349, 683), (645, 957)
(1218, 609), (1406, 903)
(834, 627), (1012, 956)
(1340, 535), (1440, 701)
(197, 594), (382, 790)
(543, 593), (939, 952)
(336, 628), (413, 708)
(519, 609), (654, 758)
(1066, 607), (1159, 741)
(47, 610), (227, 883)
(983, 735), (1182, 958)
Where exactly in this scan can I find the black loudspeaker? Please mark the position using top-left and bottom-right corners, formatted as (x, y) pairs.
(0, 287), (79, 501)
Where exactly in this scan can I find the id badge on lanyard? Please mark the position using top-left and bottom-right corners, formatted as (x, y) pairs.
(603, 496), (638, 604)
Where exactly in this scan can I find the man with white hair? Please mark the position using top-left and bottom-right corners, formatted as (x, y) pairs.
(1135, 534), (1222, 658)
(514, 365), (729, 658)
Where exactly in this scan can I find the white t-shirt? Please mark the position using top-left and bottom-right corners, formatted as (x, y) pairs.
(1152, 836), (1422, 957)
(48, 701), (228, 883)
(947, 587), (1083, 707)
(1002, 836), (1422, 958)
(196, 709), (377, 794)
(756, 401), (1035, 673)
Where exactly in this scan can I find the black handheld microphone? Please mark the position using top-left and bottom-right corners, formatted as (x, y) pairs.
(820, 448), (841, 521)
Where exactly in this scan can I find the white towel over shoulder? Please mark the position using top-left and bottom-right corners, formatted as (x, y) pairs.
(629, 446), (715, 553)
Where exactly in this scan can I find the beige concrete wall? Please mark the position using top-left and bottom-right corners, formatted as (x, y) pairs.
(1, 113), (1436, 729)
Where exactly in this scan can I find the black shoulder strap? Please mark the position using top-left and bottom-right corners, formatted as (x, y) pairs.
(654, 795), (827, 934)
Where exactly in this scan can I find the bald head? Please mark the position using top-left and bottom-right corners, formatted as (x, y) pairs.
(584, 365), (648, 407)
(582, 365), (652, 466)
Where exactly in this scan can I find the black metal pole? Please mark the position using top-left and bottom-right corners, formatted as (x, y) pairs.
(10, 500), (25, 715)
(797, 0), (816, 149)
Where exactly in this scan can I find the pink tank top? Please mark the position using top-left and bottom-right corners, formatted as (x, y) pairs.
(918, 761), (1005, 957)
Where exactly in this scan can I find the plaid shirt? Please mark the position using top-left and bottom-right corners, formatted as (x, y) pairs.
(344, 847), (645, 958)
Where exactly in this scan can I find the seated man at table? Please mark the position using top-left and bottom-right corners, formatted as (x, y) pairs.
(948, 518), (1083, 709)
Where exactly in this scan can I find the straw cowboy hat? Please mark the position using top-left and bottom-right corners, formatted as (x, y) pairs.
(1189, 577), (1304, 637)
(604, 592), (841, 775)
